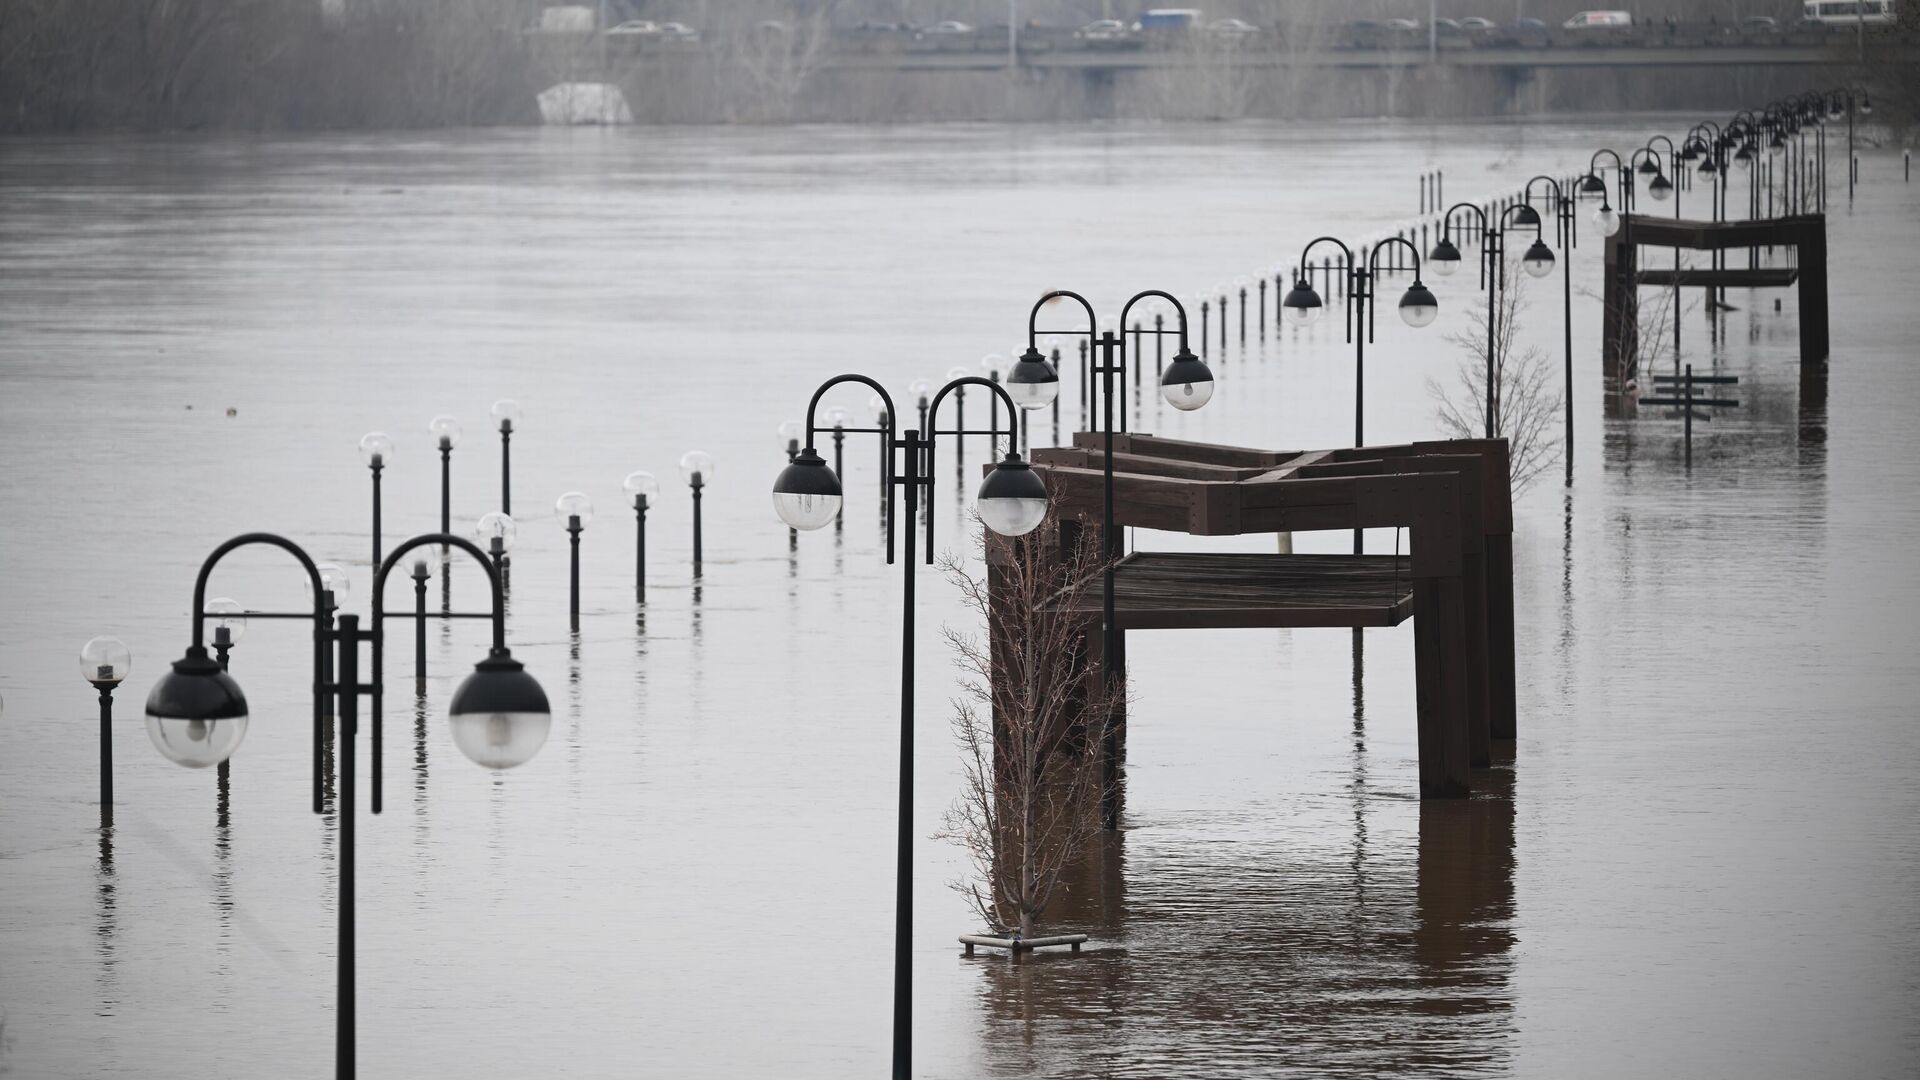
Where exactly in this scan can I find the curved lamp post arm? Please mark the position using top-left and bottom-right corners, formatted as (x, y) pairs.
(1027, 289), (1097, 347)
(1118, 288), (1193, 390)
(1441, 202), (1490, 288)
(191, 532), (327, 650)
(375, 534), (507, 653)
(1118, 288), (1192, 351)
(1496, 200), (1541, 238)
(1589, 147), (1626, 200)
(369, 532), (511, 814)
(1365, 235), (1424, 343)
(1298, 235), (1356, 343)
(187, 533), (329, 812)
(798, 373), (898, 564)
(922, 375), (1024, 564)
(1524, 175), (1569, 248)
(1028, 289), (1101, 434)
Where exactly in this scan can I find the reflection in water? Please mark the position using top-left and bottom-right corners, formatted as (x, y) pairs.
(94, 826), (117, 1015)
(1350, 630), (1370, 915)
(969, 762), (1518, 1077)
(213, 759), (235, 990)
(568, 633), (584, 798)
(413, 695), (432, 866)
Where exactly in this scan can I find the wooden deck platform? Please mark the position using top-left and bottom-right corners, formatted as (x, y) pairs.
(1606, 213), (1827, 414)
(1637, 267), (1799, 288)
(991, 433), (1518, 802)
(1041, 553), (1414, 630)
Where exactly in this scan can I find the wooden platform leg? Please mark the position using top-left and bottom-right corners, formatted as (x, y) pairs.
(1462, 551), (1492, 769)
(1485, 535), (1518, 741)
(1412, 576), (1473, 799)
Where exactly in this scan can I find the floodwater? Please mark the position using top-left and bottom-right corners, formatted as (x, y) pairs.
(1, 118), (1915, 1079)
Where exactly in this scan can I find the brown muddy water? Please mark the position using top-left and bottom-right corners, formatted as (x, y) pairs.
(1, 118), (1916, 1078)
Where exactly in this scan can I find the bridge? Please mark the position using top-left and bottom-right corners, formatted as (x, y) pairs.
(820, 44), (1842, 72)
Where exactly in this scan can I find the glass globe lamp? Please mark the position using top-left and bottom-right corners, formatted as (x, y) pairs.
(1282, 278), (1324, 327)
(680, 451), (714, 487)
(771, 448), (843, 531)
(555, 491), (593, 527)
(1160, 349), (1215, 411)
(975, 456), (1047, 537)
(476, 512), (517, 552)
(1428, 237), (1463, 277)
(205, 597), (248, 646)
(429, 414), (462, 449)
(359, 432), (393, 468)
(305, 564), (352, 607)
(490, 399), (522, 433)
(144, 648), (249, 768)
(623, 471), (660, 504)
(447, 651), (550, 770)
(1006, 346), (1059, 410)
(1522, 240), (1556, 278)
(1398, 281), (1439, 329)
(81, 636), (132, 685)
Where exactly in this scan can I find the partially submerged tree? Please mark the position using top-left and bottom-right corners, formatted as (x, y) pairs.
(1429, 254), (1563, 492)
(937, 508), (1118, 939)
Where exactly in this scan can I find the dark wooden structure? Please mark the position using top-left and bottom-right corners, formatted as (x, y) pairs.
(990, 433), (1516, 802)
(1603, 213), (1828, 414)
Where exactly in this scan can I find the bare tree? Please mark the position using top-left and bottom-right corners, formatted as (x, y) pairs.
(1429, 255), (1563, 492)
(936, 509), (1118, 939)
(712, 7), (838, 122)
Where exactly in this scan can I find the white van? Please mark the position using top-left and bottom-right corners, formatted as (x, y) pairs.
(1801, 0), (1897, 26)
(1563, 10), (1633, 27)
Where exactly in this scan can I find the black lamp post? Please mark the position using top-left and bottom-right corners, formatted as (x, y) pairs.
(205, 598), (247, 787)
(826, 406), (850, 527)
(359, 433), (391, 570)
(409, 559), (429, 690)
(680, 452), (712, 578)
(623, 471), (659, 602)
(1284, 236), (1438, 552)
(1685, 122), (1731, 311)
(143, 531), (549, 1080)
(1523, 175), (1576, 487)
(1431, 199), (1540, 440)
(491, 400), (521, 517)
(82, 636), (131, 827)
(1829, 86), (1870, 201)
(557, 491), (592, 632)
(771, 372), (1047, 1080)
(1026, 289), (1210, 827)
(429, 415), (461, 539)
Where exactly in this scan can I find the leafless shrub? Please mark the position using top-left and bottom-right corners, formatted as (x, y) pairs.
(935, 509), (1118, 938)
(1430, 255), (1563, 492)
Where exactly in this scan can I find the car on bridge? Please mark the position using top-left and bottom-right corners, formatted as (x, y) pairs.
(918, 20), (975, 37)
(1076, 18), (1131, 41)
(1208, 18), (1261, 37)
(1563, 10), (1633, 28)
